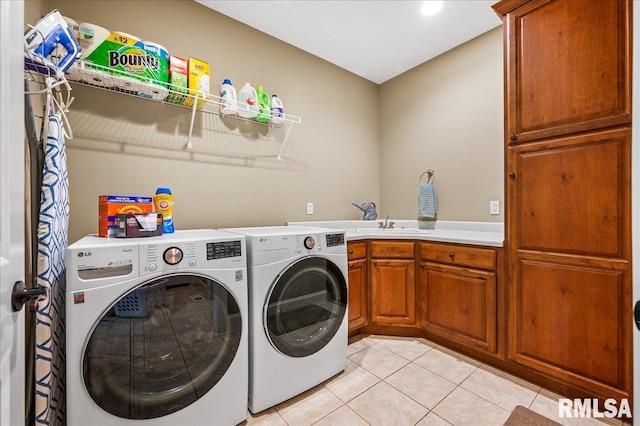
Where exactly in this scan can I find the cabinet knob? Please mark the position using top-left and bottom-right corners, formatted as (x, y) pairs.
(448, 252), (455, 260)
(348, 250), (354, 255)
(508, 172), (516, 179)
(510, 134), (517, 141)
(372, 260), (377, 265)
(420, 262), (425, 268)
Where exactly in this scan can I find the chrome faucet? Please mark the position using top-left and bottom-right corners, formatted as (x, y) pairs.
(378, 213), (395, 229)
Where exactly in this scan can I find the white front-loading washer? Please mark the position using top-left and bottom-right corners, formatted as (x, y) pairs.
(66, 230), (248, 426)
(224, 226), (348, 413)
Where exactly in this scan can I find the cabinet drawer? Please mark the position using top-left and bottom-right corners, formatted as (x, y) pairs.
(420, 242), (496, 270)
(370, 241), (415, 259)
(347, 241), (367, 260)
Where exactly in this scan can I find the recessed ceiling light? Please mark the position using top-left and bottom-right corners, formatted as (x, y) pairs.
(421, 1), (443, 16)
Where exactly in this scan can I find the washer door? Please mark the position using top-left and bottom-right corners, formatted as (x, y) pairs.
(265, 257), (347, 357)
(82, 273), (242, 420)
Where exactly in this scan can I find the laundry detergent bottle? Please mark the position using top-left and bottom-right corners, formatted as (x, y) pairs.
(237, 83), (259, 119)
(153, 187), (175, 234)
(219, 78), (238, 115)
(255, 86), (271, 123)
(271, 94), (284, 124)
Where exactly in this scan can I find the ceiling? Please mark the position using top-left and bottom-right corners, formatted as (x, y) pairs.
(195, 1), (503, 84)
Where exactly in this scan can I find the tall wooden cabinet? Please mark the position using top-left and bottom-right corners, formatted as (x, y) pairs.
(493, 0), (632, 403)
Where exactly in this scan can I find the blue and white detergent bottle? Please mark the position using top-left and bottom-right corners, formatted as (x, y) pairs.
(220, 79), (238, 115)
(271, 94), (284, 124)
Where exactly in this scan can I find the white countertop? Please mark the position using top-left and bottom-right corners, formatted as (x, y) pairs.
(287, 220), (504, 247)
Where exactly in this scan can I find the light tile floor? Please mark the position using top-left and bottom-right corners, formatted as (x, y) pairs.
(244, 335), (625, 426)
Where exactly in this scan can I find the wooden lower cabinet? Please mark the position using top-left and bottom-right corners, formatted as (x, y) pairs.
(370, 241), (417, 327)
(420, 263), (496, 353)
(347, 242), (368, 332)
(510, 253), (631, 400)
(419, 242), (498, 353)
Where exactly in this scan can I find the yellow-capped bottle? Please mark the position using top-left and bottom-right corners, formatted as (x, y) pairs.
(153, 187), (174, 233)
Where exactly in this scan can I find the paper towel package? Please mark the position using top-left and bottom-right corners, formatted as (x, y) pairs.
(183, 57), (210, 109)
(82, 32), (168, 96)
(138, 41), (169, 100)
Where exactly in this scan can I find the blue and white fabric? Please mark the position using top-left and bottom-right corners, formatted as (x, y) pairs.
(419, 182), (437, 218)
(35, 113), (69, 425)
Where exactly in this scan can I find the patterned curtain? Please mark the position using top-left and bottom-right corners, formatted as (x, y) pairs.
(35, 113), (69, 425)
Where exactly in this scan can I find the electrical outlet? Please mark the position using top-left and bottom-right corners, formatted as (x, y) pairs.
(307, 202), (314, 215)
(490, 200), (500, 215)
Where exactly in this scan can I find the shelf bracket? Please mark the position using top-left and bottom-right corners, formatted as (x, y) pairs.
(186, 93), (200, 150)
(276, 121), (295, 161)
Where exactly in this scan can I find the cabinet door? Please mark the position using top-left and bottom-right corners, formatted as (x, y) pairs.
(509, 252), (631, 398)
(348, 258), (368, 332)
(420, 263), (496, 353)
(370, 259), (416, 326)
(505, 0), (631, 143)
(507, 129), (631, 258)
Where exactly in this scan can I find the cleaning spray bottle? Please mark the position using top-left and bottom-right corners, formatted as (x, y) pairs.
(153, 187), (175, 234)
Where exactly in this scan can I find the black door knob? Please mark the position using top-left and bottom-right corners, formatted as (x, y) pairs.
(11, 281), (47, 312)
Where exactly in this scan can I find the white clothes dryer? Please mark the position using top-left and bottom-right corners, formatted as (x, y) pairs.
(66, 230), (248, 426)
(224, 226), (348, 413)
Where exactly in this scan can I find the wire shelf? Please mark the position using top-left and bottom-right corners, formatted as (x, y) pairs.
(66, 60), (301, 124)
(64, 60), (301, 156)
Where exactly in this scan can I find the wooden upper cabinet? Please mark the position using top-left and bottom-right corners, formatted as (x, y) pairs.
(499, 0), (631, 143)
(508, 128), (631, 258)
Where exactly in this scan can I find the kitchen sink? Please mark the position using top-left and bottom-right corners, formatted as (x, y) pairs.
(354, 228), (430, 234)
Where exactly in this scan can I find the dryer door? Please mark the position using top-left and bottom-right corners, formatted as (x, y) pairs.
(265, 257), (347, 357)
(82, 273), (242, 420)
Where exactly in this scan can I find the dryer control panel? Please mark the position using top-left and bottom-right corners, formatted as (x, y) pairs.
(325, 233), (345, 247)
(294, 232), (346, 254)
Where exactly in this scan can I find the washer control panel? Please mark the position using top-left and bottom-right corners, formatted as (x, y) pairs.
(139, 237), (245, 275)
(207, 240), (243, 260)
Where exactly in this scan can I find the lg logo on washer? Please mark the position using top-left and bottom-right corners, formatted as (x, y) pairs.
(77, 251), (91, 257)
